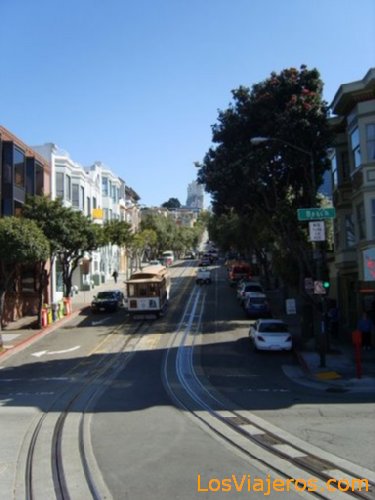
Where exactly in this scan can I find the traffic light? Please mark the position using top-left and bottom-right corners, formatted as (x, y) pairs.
(322, 280), (330, 289)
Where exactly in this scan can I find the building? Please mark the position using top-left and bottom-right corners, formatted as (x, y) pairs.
(186, 180), (204, 210)
(329, 68), (375, 335)
(0, 126), (51, 321)
(33, 145), (140, 300)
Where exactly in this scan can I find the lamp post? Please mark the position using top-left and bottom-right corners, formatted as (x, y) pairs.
(250, 136), (327, 366)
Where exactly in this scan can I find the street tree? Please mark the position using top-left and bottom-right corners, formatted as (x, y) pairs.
(196, 65), (333, 292)
(161, 198), (181, 209)
(22, 196), (77, 326)
(56, 209), (100, 298)
(0, 217), (50, 337)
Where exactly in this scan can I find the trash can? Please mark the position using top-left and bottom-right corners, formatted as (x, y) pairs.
(42, 307), (48, 328)
(51, 303), (58, 322)
(58, 300), (65, 319)
(63, 297), (72, 315)
(47, 306), (53, 325)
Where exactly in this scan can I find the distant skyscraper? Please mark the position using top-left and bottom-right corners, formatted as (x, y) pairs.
(186, 180), (204, 209)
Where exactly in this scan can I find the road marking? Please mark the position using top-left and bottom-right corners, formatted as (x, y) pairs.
(31, 346), (80, 357)
(91, 317), (111, 326)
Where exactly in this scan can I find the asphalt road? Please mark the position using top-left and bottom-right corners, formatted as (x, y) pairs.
(0, 261), (374, 499)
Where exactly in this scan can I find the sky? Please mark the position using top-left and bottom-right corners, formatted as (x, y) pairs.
(1, 0), (374, 208)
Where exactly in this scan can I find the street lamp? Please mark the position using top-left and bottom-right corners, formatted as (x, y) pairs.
(251, 136), (328, 366)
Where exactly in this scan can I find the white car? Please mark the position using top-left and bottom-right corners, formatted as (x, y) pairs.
(249, 319), (292, 351)
(237, 280), (264, 304)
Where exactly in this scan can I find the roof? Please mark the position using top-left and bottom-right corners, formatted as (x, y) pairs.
(330, 68), (375, 116)
(0, 125), (51, 170)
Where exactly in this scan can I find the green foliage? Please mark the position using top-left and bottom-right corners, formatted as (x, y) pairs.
(0, 217), (50, 329)
(196, 66), (333, 288)
(161, 197), (181, 209)
(102, 219), (133, 247)
(0, 216), (50, 267)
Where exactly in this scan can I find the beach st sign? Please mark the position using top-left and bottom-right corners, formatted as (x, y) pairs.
(297, 208), (336, 221)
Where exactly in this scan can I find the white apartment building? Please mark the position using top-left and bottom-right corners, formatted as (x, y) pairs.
(33, 144), (132, 301)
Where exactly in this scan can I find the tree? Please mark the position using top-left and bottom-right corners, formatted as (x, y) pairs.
(102, 219), (133, 247)
(196, 66), (333, 293)
(22, 196), (75, 327)
(161, 198), (181, 209)
(140, 213), (178, 255)
(56, 209), (100, 298)
(0, 217), (50, 336)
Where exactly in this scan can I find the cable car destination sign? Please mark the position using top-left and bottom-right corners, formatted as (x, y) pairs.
(297, 207), (336, 221)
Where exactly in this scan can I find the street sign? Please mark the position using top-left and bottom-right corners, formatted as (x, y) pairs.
(314, 280), (326, 295)
(309, 221), (326, 241)
(285, 298), (296, 314)
(297, 208), (336, 221)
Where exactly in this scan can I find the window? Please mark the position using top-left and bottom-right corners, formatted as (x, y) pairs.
(87, 196), (91, 216)
(56, 172), (64, 198)
(72, 184), (79, 207)
(102, 177), (108, 196)
(350, 127), (361, 168)
(356, 202), (366, 240)
(93, 197), (97, 209)
(66, 174), (71, 201)
(331, 152), (338, 188)
(345, 214), (356, 248)
(366, 124), (375, 161)
(14, 148), (25, 188)
(35, 164), (44, 195)
(81, 186), (85, 210)
(371, 200), (375, 239)
(341, 151), (350, 180)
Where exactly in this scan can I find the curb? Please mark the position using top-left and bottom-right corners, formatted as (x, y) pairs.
(0, 306), (87, 362)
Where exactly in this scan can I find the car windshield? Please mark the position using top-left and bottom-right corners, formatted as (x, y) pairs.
(96, 292), (116, 299)
(259, 322), (288, 333)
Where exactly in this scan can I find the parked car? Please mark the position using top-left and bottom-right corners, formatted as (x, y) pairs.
(91, 290), (125, 313)
(196, 268), (212, 284)
(198, 256), (211, 267)
(243, 293), (271, 318)
(249, 319), (292, 351)
(237, 281), (264, 304)
(228, 261), (252, 286)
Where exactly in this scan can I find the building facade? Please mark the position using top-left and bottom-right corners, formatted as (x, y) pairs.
(186, 180), (204, 210)
(0, 126), (51, 321)
(33, 145), (140, 301)
(329, 68), (375, 335)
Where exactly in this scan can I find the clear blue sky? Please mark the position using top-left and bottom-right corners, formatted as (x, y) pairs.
(1, 0), (374, 207)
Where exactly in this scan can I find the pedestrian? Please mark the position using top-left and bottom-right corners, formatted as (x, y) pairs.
(357, 311), (374, 350)
(112, 270), (118, 283)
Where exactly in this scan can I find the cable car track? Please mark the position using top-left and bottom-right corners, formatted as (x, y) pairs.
(15, 263), (195, 500)
(163, 282), (375, 500)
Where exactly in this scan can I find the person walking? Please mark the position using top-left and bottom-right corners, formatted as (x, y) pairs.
(112, 270), (119, 284)
(357, 311), (374, 350)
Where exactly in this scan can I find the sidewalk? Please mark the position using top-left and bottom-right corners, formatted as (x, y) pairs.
(0, 273), (127, 359)
(266, 288), (375, 393)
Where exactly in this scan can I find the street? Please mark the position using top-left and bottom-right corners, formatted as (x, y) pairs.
(0, 261), (374, 499)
